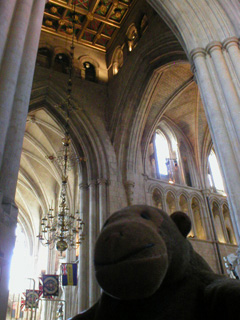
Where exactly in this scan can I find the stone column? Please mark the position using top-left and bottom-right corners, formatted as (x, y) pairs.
(206, 41), (240, 150)
(88, 180), (100, 306)
(0, 1), (46, 318)
(78, 183), (89, 312)
(162, 191), (168, 213)
(0, 0), (46, 204)
(0, 0), (34, 170)
(223, 37), (240, 87)
(191, 48), (240, 243)
(0, 0), (17, 64)
(0, 203), (17, 319)
(97, 178), (108, 229)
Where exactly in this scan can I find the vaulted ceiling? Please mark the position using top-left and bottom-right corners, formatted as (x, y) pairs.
(16, 109), (79, 245)
(18, 1), (211, 245)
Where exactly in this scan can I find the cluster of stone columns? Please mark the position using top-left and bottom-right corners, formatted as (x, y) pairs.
(191, 38), (240, 244)
(0, 0), (46, 318)
(147, 0), (240, 246)
(78, 179), (108, 313)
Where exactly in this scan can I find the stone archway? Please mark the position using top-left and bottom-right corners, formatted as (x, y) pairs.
(146, 0), (240, 242)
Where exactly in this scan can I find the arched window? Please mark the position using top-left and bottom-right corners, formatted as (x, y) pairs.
(155, 131), (169, 176)
(191, 197), (206, 240)
(208, 149), (225, 192)
(84, 62), (96, 82)
(179, 143), (192, 187)
(153, 129), (180, 184)
(36, 47), (52, 68)
(53, 53), (70, 74)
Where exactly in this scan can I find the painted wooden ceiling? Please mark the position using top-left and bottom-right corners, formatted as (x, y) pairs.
(42, 0), (136, 52)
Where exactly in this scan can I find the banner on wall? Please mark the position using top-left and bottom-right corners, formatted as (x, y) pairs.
(25, 290), (40, 308)
(42, 275), (59, 297)
(61, 263), (78, 286)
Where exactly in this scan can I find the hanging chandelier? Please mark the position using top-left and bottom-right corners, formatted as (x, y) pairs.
(37, 3), (85, 254)
(37, 128), (85, 253)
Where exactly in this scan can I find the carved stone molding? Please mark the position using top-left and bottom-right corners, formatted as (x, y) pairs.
(79, 182), (89, 190)
(88, 180), (97, 188)
(190, 37), (240, 69)
(190, 47), (206, 70)
(206, 41), (222, 55)
(201, 189), (211, 197)
(223, 36), (239, 50)
(190, 47), (206, 60)
(97, 178), (108, 186)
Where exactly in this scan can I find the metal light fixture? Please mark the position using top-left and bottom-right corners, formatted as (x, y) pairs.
(37, 3), (85, 254)
(37, 129), (85, 254)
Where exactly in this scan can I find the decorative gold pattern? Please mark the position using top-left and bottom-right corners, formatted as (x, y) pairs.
(42, 0), (137, 52)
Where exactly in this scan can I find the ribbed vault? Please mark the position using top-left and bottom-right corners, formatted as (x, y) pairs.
(16, 73), (113, 249)
(119, 60), (210, 186)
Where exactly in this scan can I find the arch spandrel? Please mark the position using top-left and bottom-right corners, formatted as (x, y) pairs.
(147, 0), (237, 54)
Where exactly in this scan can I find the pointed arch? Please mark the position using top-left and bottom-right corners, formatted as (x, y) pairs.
(147, 0), (237, 54)
(212, 201), (225, 243)
(222, 203), (236, 245)
(179, 193), (188, 213)
(152, 188), (163, 210)
(29, 78), (111, 182)
(166, 190), (176, 214)
(191, 196), (206, 240)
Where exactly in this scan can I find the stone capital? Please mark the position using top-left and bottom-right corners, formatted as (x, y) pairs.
(88, 180), (97, 187)
(206, 41), (222, 55)
(97, 178), (108, 186)
(79, 182), (89, 190)
(222, 36), (239, 50)
(124, 180), (135, 188)
(201, 189), (211, 197)
(190, 47), (206, 62)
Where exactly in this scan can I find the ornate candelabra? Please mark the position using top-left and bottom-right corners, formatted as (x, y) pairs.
(37, 129), (85, 254)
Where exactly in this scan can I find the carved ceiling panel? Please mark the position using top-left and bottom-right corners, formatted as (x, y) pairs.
(42, 0), (136, 52)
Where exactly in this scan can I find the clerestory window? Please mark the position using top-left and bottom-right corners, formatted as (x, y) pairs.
(208, 149), (225, 193)
(153, 130), (179, 184)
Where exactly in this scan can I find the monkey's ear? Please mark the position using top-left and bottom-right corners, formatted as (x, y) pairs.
(170, 211), (191, 238)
